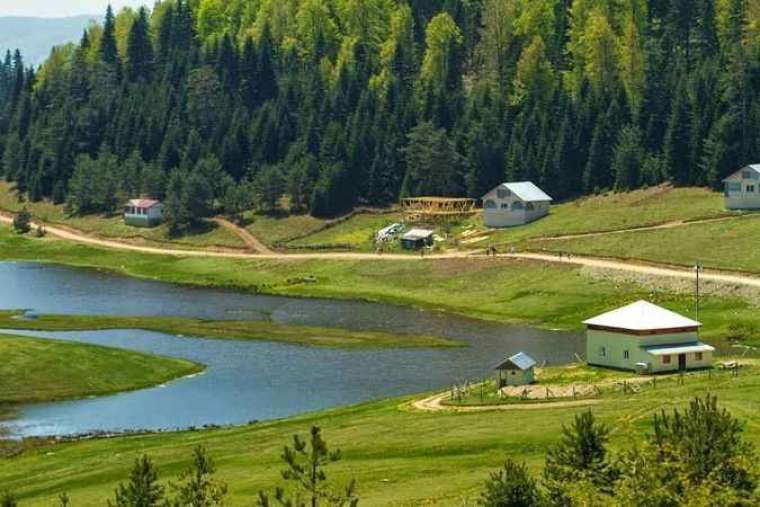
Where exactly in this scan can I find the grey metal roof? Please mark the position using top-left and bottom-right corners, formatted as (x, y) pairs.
(497, 182), (553, 202)
(495, 352), (537, 371)
(644, 342), (715, 356)
(723, 164), (760, 182)
(402, 229), (434, 241)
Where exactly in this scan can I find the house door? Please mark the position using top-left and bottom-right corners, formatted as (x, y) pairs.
(678, 354), (687, 371)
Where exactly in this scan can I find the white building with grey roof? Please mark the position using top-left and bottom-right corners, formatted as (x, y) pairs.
(584, 300), (714, 374)
(723, 164), (760, 210)
(481, 182), (553, 228)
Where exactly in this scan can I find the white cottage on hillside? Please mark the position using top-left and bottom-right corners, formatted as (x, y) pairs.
(481, 182), (552, 228)
(584, 301), (714, 373)
(723, 164), (760, 210)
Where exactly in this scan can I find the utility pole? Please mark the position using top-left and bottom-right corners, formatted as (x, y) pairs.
(694, 263), (703, 337)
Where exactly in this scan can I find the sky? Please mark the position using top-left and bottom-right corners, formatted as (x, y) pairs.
(0, 0), (147, 18)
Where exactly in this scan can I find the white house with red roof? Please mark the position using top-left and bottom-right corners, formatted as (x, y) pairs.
(124, 198), (164, 227)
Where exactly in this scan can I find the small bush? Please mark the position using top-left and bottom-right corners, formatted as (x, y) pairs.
(12, 209), (32, 234)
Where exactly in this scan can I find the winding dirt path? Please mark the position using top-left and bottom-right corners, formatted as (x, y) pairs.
(504, 251), (760, 289)
(5, 212), (760, 290)
(211, 217), (274, 255)
(411, 391), (602, 413)
(532, 214), (753, 242)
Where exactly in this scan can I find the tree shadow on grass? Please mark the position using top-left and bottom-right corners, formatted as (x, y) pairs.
(166, 219), (218, 240)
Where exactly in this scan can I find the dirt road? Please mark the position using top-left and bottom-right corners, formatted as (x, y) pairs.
(211, 217), (274, 255)
(533, 214), (752, 242)
(4, 212), (760, 290)
(411, 391), (601, 413)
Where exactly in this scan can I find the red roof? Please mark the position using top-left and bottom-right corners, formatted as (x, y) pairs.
(127, 199), (161, 209)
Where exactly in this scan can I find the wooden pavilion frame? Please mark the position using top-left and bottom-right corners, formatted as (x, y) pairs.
(401, 197), (476, 223)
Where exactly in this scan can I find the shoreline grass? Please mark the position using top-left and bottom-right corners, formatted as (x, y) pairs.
(0, 333), (203, 406)
(3, 360), (760, 505)
(0, 312), (462, 349)
(2, 228), (760, 351)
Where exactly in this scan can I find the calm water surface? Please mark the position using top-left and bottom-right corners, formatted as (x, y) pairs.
(0, 262), (583, 437)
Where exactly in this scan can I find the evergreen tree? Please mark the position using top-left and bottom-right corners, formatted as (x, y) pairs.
(612, 125), (644, 190)
(664, 75), (693, 185)
(109, 455), (165, 507)
(126, 7), (154, 82)
(543, 411), (616, 505)
(402, 122), (465, 197)
(257, 426), (359, 507)
(479, 460), (540, 507)
(168, 446), (227, 507)
(100, 5), (120, 67)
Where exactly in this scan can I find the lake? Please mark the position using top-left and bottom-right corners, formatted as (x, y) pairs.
(0, 261), (583, 437)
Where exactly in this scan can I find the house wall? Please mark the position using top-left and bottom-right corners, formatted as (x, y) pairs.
(586, 329), (707, 372)
(650, 350), (714, 373)
(501, 368), (534, 386)
(482, 188), (550, 228)
(724, 171), (760, 210)
(125, 205), (163, 228)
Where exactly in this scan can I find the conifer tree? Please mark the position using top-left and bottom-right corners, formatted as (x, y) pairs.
(100, 5), (120, 67)
(109, 455), (165, 507)
(126, 7), (154, 82)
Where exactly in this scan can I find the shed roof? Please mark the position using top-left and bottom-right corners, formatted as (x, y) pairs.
(402, 229), (434, 241)
(583, 300), (701, 332)
(644, 342), (715, 356)
(495, 352), (537, 371)
(127, 199), (161, 209)
(487, 182), (553, 202)
(723, 164), (760, 182)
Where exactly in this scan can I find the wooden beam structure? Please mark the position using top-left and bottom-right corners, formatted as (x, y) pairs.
(401, 197), (476, 223)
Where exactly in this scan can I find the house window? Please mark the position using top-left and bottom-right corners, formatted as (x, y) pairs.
(726, 182), (741, 195)
(623, 350), (630, 360)
(663, 355), (672, 364)
(743, 170), (753, 179)
(511, 201), (524, 211)
(501, 203), (510, 209)
(510, 370), (516, 375)
(497, 188), (510, 199)
(695, 352), (703, 361)
(747, 185), (756, 193)
(526, 203), (535, 211)
(599, 346), (607, 358)
(484, 200), (497, 209)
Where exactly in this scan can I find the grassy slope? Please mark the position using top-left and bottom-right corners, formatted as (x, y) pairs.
(0, 312), (461, 349)
(2, 365), (760, 506)
(1, 227), (759, 347)
(244, 212), (327, 247)
(528, 215), (760, 274)
(290, 212), (404, 251)
(251, 186), (729, 254)
(0, 333), (201, 404)
(481, 185), (730, 246)
(0, 182), (245, 250)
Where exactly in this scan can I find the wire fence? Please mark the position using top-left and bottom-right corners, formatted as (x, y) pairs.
(447, 362), (747, 405)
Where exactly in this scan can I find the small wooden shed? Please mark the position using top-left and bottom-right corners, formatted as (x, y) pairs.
(400, 229), (434, 250)
(495, 352), (537, 387)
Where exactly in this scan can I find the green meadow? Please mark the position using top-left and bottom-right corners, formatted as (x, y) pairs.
(0, 312), (460, 349)
(1, 364), (759, 506)
(0, 333), (201, 406)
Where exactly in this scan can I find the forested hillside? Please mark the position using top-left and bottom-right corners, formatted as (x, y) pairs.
(0, 0), (758, 223)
